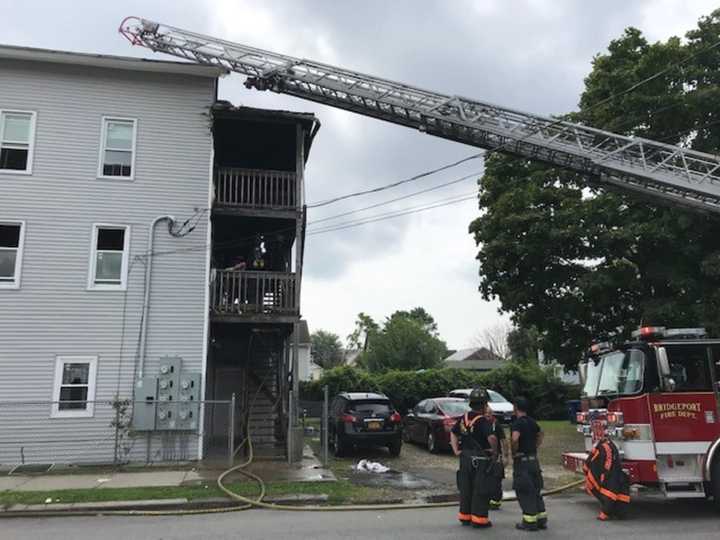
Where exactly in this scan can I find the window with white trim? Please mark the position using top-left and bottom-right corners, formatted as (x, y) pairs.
(98, 118), (136, 178)
(89, 225), (130, 290)
(0, 110), (36, 173)
(51, 356), (98, 418)
(0, 221), (25, 288)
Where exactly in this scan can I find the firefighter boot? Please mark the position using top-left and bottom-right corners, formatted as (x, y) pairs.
(516, 515), (539, 531)
(537, 512), (548, 529)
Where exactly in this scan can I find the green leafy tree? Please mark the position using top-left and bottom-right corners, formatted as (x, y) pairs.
(346, 312), (379, 352)
(469, 10), (720, 369)
(364, 309), (448, 373)
(310, 330), (345, 370)
(507, 326), (540, 362)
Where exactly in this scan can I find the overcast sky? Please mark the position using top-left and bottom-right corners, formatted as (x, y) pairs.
(3, 0), (717, 349)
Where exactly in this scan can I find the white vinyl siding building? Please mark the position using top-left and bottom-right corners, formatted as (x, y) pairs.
(0, 45), (224, 465)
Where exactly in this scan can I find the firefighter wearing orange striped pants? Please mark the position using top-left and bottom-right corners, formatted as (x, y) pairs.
(583, 437), (630, 520)
(450, 388), (498, 529)
(511, 397), (547, 532)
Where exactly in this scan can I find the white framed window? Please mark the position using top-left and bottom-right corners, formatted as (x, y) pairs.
(0, 221), (25, 289)
(0, 110), (37, 174)
(51, 356), (98, 418)
(98, 117), (137, 179)
(88, 224), (130, 290)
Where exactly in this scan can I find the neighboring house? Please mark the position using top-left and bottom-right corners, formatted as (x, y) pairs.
(538, 350), (580, 385)
(295, 321), (319, 382)
(0, 45), (319, 466)
(444, 347), (504, 371)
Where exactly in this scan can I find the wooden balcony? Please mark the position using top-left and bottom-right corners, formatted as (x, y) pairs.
(210, 270), (298, 322)
(214, 168), (298, 215)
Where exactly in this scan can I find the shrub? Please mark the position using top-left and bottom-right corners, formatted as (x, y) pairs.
(300, 363), (574, 419)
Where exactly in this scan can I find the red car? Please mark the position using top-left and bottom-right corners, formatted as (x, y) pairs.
(402, 397), (471, 453)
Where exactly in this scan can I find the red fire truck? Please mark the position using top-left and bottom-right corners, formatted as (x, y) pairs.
(563, 327), (720, 506)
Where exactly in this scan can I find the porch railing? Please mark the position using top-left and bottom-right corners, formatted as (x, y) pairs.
(214, 167), (297, 210)
(210, 270), (298, 316)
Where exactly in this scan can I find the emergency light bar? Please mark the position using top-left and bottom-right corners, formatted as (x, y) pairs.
(589, 342), (612, 355)
(631, 326), (707, 340)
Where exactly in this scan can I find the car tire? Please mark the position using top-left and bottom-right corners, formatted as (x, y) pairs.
(426, 429), (439, 454)
(712, 456), (720, 512)
(388, 439), (402, 457)
(333, 432), (346, 458)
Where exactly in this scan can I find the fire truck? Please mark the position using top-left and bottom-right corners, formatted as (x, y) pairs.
(117, 17), (720, 505)
(563, 327), (720, 505)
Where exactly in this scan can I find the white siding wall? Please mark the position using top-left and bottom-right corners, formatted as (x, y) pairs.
(0, 58), (215, 465)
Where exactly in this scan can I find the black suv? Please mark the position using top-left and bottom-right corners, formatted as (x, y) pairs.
(329, 392), (402, 457)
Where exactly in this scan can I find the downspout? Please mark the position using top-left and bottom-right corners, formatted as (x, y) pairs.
(138, 215), (175, 380)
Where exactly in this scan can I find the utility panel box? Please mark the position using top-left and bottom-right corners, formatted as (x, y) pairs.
(131, 356), (201, 432)
(132, 376), (159, 431)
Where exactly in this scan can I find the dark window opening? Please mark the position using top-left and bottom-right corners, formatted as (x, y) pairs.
(0, 148), (28, 170)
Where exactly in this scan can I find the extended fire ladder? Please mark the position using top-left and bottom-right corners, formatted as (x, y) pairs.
(119, 17), (720, 214)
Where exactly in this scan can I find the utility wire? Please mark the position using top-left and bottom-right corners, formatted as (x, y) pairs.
(306, 152), (483, 208)
(307, 195), (478, 236)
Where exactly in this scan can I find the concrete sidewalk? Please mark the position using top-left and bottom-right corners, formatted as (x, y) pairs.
(0, 470), (203, 492)
(0, 445), (335, 493)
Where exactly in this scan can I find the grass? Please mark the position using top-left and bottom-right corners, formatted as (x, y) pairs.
(0, 479), (390, 508)
(537, 420), (584, 467)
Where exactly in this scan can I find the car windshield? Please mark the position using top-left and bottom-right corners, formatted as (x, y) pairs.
(487, 390), (508, 403)
(350, 401), (391, 415)
(585, 349), (645, 397)
(439, 401), (471, 415)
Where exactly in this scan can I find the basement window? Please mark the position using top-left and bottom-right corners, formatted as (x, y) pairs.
(98, 117), (136, 179)
(51, 356), (98, 418)
(0, 111), (36, 173)
(0, 221), (25, 289)
(88, 225), (130, 290)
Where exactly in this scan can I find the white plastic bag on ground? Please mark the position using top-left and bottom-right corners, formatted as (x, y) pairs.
(355, 459), (390, 473)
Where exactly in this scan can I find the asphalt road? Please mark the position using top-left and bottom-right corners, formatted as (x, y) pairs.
(4, 493), (719, 540)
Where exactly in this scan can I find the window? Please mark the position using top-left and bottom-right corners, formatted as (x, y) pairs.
(0, 111), (36, 173)
(98, 118), (136, 179)
(0, 221), (25, 288)
(88, 225), (130, 290)
(666, 345), (713, 392)
(51, 356), (98, 418)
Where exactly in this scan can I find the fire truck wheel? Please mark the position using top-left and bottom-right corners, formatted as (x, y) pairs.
(712, 457), (720, 512)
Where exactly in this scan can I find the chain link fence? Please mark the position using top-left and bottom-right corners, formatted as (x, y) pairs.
(0, 399), (234, 472)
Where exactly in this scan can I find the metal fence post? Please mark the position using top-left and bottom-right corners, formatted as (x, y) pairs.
(113, 397), (120, 464)
(322, 385), (329, 466)
(229, 393), (236, 469)
(287, 390), (294, 464)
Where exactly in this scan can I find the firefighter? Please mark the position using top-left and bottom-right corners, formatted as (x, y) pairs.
(485, 403), (508, 510)
(583, 437), (630, 521)
(450, 387), (498, 528)
(511, 396), (546, 531)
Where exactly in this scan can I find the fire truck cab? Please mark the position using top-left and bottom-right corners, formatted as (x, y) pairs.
(563, 327), (720, 505)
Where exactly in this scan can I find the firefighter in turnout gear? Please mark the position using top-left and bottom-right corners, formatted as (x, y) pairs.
(584, 437), (630, 521)
(450, 388), (498, 529)
(485, 403), (508, 509)
(511, 396), (546, 531)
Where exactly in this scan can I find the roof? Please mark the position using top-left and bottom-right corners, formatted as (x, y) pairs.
(0, 44), (226, 78)
(296, 320), (311, 344)
(444, 347), (501, 363)
(341, 392), (388, 401)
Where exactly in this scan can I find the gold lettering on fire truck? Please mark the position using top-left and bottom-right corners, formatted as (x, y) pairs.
(652, 402), (702, 420)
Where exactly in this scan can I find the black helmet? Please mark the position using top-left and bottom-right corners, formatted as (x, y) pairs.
(468, 387), (489, 410)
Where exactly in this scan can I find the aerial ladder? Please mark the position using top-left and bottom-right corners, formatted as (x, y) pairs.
(119, 17), (720, 215)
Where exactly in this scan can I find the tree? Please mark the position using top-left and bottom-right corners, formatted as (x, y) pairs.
(350, 307), (448, 373)
(474, 322), (512, 360)
(310, 330), (345, 370)
(507, 326), (540, 363)
(346, 312), (379, 352)
(469, 10), (720, 369)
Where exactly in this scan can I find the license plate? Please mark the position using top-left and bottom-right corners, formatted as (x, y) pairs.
(367, 421), (381, 431)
